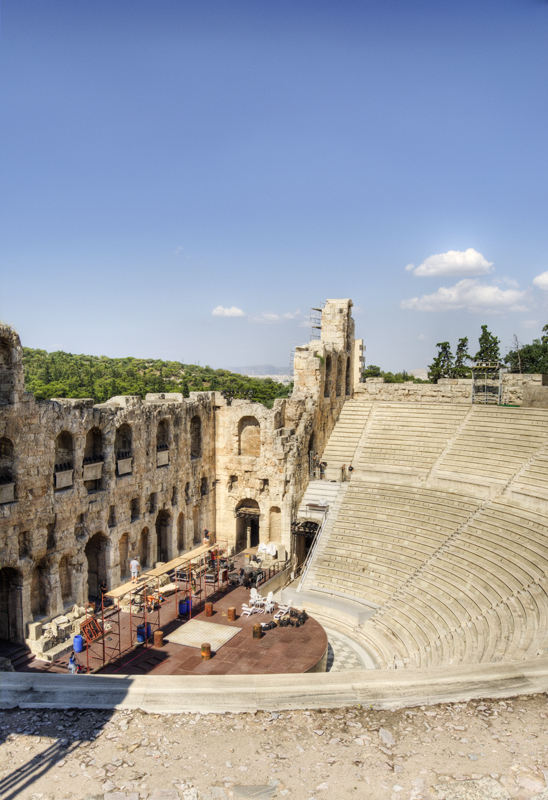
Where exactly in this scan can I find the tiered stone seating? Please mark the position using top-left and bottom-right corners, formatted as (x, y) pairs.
(367, 498), (548, 667)
(320, 400), (372, 472)
(436, 406), (548, 483)
(356, 403), (468, 474)
(510, 450), (548, 501)
(314, 481), (480, 606)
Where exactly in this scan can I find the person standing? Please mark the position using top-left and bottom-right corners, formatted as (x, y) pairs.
(130, 555), (140, 583)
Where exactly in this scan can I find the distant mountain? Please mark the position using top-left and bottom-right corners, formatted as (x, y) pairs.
(227, 364), (290, 376)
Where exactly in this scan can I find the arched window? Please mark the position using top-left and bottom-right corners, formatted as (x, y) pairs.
(54, 432), (74, 489)
(345, 357), (351, 395)
(201, 476), (208, 496)
(324, 355), (332, 397)
(238, 416), (261, 457)
(177, 513), (185, 553)
(55, 431), (74, 470)
(193, 505), (201, 544)
(156, 419), (170, 451)
(84, 427), (104, 491)
(0, 437), (14, 483)
(115, 424), (132, 459)
(84, 427), (103, 461)
(0, 338), (13, 403)
(59, 556), (73, 605)
(190, 415), (202, 460)
(336, 357), (343, 397)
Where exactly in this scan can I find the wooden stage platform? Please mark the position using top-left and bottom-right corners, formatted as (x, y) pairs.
(18, 586), (328, 677)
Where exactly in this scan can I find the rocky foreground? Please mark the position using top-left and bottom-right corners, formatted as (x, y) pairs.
(1, 695), (547, 800)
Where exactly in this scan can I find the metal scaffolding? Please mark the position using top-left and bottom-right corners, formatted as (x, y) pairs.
(471, 362), (503, 405)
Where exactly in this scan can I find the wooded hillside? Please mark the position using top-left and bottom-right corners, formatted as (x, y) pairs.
(22, 348), (292, 407)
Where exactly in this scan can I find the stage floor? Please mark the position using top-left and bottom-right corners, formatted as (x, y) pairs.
(17, 586), (328, 676)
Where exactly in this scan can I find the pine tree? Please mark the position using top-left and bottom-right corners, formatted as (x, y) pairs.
(428, 342), (454, 384)
(453, 337), (471, 378)
(474, 325), (500, 363)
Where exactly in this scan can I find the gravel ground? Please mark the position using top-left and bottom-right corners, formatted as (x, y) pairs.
(1, 694), (548, 800)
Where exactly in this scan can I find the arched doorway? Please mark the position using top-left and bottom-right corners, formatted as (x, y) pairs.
(177, 513), (185, 553)
(119, 533), (130, 580)
(85, 533), (109, 599)
(235, 499), (260, 552)
(139, 527), (149, 568)
(156, 510), (171, 563)
(31, 562), (48, 617)
(0, 567), (24, 642)
(59, 556), (73, 606)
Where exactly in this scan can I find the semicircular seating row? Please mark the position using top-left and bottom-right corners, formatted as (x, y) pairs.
(312, 481), (548, 668)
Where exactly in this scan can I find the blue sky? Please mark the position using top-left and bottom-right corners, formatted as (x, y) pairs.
(1, 0), (548, 371)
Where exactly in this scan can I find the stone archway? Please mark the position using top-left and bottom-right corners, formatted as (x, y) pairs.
(85, 533), (109, 599)
(0, 567), (24, 642)
(235, 499), (260, 553)
(156, 510), (172, 563)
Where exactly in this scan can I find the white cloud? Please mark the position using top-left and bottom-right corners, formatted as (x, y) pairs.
(212, 305), (245, 317)
(533, 271), (548, 291)
(401, 279), (529, 314)
(418, 333), (427, 341)
(249, 309), (303, 324)
(407, 248), (494, 278)
(494, 276), (519, 289)
(521, 319), (539, 329)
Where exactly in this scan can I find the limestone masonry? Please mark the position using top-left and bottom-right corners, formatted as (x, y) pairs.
(0, 300), (361, 645)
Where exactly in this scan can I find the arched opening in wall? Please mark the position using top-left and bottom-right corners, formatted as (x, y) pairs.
(119, 533), (130, 580)
(115, 424), (133, 476)
(336, 357), (343, 397)
(235, 499), (260, 553)
(156, 510), (171, 563)
(0, 567), (24, 641)
(59, 556), (73, 606)
(31, 562), (48, 617)
(177, 513), (185, 553)
(190, 416), (202, 460)
(238, 417), (261, 456)
(201, 476), (208, 497)
(85, 533), (108, 599)
(84, 427), (104, 491)
(324, 355), (332, 398)
(139, 528), (149, 568)
(307, 432), (317, 478)
(0, 338), (13, 404)
(54, 432), (74, 490)
(157, 418), (170, 450)
(0, 438), (15, 502)
(269, 507), (281, 542)
(193, 505), (201, 545)
(345, 357), (351, 395)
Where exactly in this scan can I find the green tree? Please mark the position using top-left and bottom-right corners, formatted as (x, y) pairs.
(504, 326), (548, 374)
(428, 342), (453, 384)
(453, 337), (471, 378)
(474, 325), (500, 363)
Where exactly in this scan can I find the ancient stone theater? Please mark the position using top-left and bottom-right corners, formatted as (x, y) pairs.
(1, 298), (548, 697)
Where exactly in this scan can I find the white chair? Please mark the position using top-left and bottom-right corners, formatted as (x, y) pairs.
(250, 588), (265, 608)
(264, 591), (275, 614)
(241, 603), (259, 617)
(274, 602), (291, 620)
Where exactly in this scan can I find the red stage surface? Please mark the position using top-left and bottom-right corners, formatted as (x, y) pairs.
(18, 586), (328, 676)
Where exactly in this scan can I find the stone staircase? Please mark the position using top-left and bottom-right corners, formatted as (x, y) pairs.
(320, 400), (372, 480)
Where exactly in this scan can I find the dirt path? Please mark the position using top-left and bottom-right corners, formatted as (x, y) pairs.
(1, 694), (547, 800)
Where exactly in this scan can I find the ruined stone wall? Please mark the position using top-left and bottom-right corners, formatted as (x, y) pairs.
(0, 299), (356, 642)
(354, 373), (545, 405)
(213, 299), (357, 556)
(0, 326), (216, 640)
